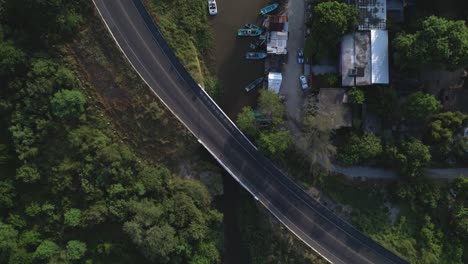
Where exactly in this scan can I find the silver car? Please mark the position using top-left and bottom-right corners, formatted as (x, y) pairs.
(299, 75), (308, 90)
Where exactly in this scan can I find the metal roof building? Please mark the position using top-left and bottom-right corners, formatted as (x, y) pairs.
(340, 30), (388, 86)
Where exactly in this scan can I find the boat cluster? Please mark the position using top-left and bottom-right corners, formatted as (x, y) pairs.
(237, 3), (280, 92)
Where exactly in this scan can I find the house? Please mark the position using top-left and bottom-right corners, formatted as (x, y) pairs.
(268, 72), (283, 93)
(317, 88), (352, 128)
(340, 30), (389, 86)
(266, 31), (288, 55)
(348, 0), (386, 30)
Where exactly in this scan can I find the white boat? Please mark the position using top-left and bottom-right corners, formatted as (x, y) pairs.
(208, 0), (218, 15)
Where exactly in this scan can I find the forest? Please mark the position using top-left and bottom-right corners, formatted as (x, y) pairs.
(0, 1), (222, 263)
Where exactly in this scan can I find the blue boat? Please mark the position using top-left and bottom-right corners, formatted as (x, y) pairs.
(245, 52), (267, 60)
(260, 3), (279, 15)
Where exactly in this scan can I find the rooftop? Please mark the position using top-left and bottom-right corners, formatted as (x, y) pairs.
(341, 30), (388, 86)
(267, 31), (288, 55)
(349, 0), (386, 30)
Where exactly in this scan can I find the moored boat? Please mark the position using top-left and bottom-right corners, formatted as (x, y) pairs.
(245, 77), (264, 92)
(245, 52), (267, 60)
(260, 3), (279, 15)
(244, 23), (259, 30)
(237, 28), (262, 37)
(208, 0), (218, 15)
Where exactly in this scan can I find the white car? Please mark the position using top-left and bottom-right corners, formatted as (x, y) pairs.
(208, 0), (218, 15)
(299, 75), (308, 90)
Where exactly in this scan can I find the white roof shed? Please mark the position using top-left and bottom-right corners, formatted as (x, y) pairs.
(370, 29), (389, 84)
(268, 72), (282, 93)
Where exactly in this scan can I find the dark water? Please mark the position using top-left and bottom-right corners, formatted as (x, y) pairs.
(210, 0), (269, 118)
(209, 0), (268, 263)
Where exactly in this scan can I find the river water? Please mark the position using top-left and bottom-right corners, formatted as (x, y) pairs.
(208, 0), (268, 263)
(210, 0), (269, 118)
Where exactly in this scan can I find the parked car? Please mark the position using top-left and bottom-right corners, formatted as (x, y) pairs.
(299, 75), (308, 90)
(297, 48), (304, 64)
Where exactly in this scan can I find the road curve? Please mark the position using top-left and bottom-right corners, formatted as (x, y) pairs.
(92, 1), (408, 263)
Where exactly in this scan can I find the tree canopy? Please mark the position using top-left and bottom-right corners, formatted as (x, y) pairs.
(338, 133), (382, 165)
(309, 1), (359, 46)
(393, 16), (468, 70)
(402, 92), (441, 121)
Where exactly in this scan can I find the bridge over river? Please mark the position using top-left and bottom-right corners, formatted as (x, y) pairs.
(92, 1), (408, 263)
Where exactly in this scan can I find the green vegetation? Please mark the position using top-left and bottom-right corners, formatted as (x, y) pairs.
(393, 16), (468, 70)
(338, 133), (382, 165)
(237, 106), (258, 137)
(402, 92), (441, 121)
(301, 113), (336, 170)
(348, 87), (365, 105)
(0, 1), (222, 263)
(236, 189), (327, 264)
(306, 1), (358, 59)
(146, 0), (221, 99)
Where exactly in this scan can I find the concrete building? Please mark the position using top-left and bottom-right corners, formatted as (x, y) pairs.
(340, 30), (389, 86)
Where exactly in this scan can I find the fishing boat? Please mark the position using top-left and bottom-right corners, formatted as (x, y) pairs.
(260, 3), (279, 15)
(244, 23), (259, 30)
(208, 0), (217, 15)
(245, 52), (267, 60)
(245, 77), (264, 92)
(237, 28), (262, 37)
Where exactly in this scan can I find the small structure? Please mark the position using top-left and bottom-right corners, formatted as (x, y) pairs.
(348, 0), (386, 30)
(267, 32), (288, 54)
(266, 31), (288, 55)
(268, 72), (283, 93)
(340, 30), (389, 86)
(263, 15), (288, 32)
(317, 88), (352, 128)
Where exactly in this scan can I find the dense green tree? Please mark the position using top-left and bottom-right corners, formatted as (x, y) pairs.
(64, 208), (81, 227)
(66, 240), (86, 260)
(396, 139), (431, 177)
(338, 133), (382, 165)
(393, 16), (468, 70)
(402, 92), (441, 121)
(309, 1), (359, 46)
(19, 230), (41, 248)
(348, 87), (365, 105)
(15, 163), (40, 183)
(427, 111), (467, 144)
(33, 240), (60, 260)
(258, 89), (284, 126)
(0, 180), (15, 208)
(51, 89), (86, 119)
(236, 106), (257, 137)
(258, 130), (292, 158)
(8, 248), (33, 264)
(0, 222), (18, 252)
(0, 41), (26, 75)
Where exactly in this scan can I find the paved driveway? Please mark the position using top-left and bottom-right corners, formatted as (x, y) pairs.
(280, 0), (306, 121)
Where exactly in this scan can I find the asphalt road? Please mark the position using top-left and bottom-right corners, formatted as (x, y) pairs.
(92, 1), (408, 263)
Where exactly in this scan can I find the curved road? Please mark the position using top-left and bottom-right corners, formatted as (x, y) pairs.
(92, 1), (408, 263)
